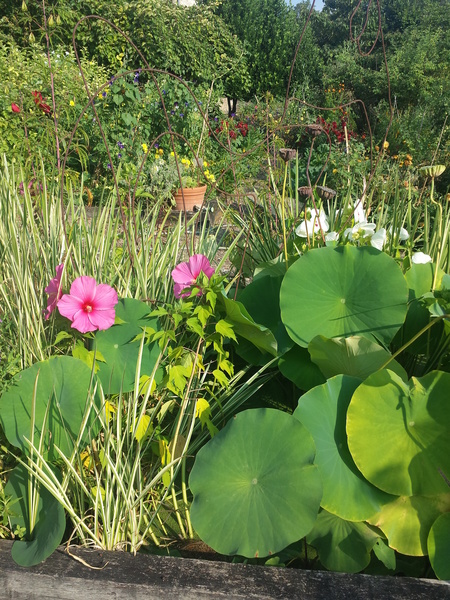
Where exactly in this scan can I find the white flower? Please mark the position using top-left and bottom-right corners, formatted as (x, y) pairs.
(389, 226), (409, 241)
(411, 252), (432, 264)
(370, 228), (387, 250)
(345, 222), (376, 241)
(325, 231), (339, 247)
(296, 209), (329, 238)
(353, 200), (366, 223)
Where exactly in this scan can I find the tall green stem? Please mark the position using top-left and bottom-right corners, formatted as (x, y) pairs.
(281, 163), (289, 270)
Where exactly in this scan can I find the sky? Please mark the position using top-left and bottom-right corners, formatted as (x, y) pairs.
(291, 0), (325, 9)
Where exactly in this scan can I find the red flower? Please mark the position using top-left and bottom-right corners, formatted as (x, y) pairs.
(11, 103), (20, 113)
(229, 130), (237, 140)
(32, 90), (51, 114)
(32, 90), (43, 104)
(39, 102), (51, 114)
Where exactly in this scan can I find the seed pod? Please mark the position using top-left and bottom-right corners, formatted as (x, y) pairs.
(48, 14), (54, 27)
(29, 31), (35, 43)
(297, 186), (313, 198)
(316, 186), (337, 201)
(420, 165), (446, 178)
(305, 124), (322, 137)
(56, 14), (61, 25)
(279, 148), (296, 163)
(21, 0), (27, 11)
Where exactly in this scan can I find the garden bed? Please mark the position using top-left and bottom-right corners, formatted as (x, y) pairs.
(0, 540), (449, 600)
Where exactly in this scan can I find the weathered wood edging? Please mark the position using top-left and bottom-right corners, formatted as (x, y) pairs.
(0, 540), (449, 600)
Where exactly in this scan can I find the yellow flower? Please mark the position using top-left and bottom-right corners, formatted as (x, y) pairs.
(69, 100), (75, 107)
(142, 143), (148, 153)
(158, 148), (163, 155)
(170, 151), (175, 157)
(383, 141), (389, 150)
(203, 160), (208, 167)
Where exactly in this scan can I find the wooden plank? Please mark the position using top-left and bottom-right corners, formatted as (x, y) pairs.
(0, 541), (449, 600)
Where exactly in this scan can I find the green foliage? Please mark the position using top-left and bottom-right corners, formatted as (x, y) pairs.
(0, 356), (100, 460)
(5, 464), (66, 567)
(93, 298), (162, 394)
(280, 245), (409, 348)
(204, 0), (324, 100)
(189, 408), (322, 557)
(189, 242), (450, 575)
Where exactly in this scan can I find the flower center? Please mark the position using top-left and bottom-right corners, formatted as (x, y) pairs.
(83, 303), (93, 313)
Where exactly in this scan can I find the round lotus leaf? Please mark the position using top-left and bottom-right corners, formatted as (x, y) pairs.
(189, 408), (322, 558)
(428, 512), (450, 580)
(0, 356), (99, 460)
(306, 510), (380, 573)
(347, 369), (450, 496)
(294, 375), (394, 521)
(368, 493), (450, 557)
(94, 298), (161, 394)
(308, 335), (407, 381)
(278, 344), (326, 391)
(280, 245), (408, 347)
(6, 464), (66, 567)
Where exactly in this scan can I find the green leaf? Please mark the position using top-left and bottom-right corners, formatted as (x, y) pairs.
(373, 538), (396, 571)
(54, 331), (72, 345)
(278, 344), (326, 391)
(280, 246), (408, 348)
(167, 364), (192, 395)
(212, 369), (229, 386)
(307, 510), (379, 573)
(347, 369), (450, 496)
(393, 263), (444, 353)
(190, 408), (322, 558)
(428, 512), (450, 579)
(0, 356), (100, 460)
(215, 319), (237, 341)
(195, 305), (212, 328)
(238, 273), (292, 355)
(134, 414), (152, 443)
(216, 293), (278, 356)
(294, 375), (393, 521)
(94, 298), (161, 394)
(186, 317), (204, 337)
(5, 464), (66, 567)
(308, 335), (407, 381)
(368, 493), (450, 556)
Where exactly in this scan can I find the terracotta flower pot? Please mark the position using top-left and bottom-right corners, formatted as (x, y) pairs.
(173, 185), (207, 211)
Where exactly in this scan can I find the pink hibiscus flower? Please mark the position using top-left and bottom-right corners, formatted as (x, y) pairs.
(44, 264), (64, 320)
(57, 276), (118, 333)
(171, 254), (215, 299)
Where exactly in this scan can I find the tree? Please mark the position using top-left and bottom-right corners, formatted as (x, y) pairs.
(201, 0), (301, 101)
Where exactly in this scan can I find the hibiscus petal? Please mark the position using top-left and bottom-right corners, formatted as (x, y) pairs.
(188, 254), (215, 279)
(69, 276), (98, 301)
(70, 309), (98, 333)
(172, 262), (195, 285)
(94, 283), (118, 310)
(174, 282), (191, 299)
(57, 294), (83, 320)
(89, 308), (117, 331)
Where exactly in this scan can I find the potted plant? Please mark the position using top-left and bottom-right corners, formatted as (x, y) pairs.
(171, 155), (216, 211)
(146, 148), (216, 211)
